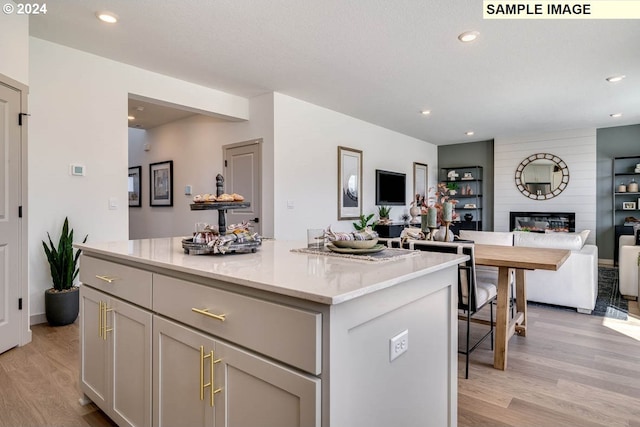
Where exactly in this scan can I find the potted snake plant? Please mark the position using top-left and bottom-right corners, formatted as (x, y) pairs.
(42, 217), (87, 326)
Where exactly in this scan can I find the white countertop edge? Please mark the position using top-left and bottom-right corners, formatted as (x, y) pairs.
(76, 238), (468, 305)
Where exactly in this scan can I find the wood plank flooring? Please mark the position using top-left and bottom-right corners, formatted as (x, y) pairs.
(459, 300), (640, 427)
(1, 302), (639, 427)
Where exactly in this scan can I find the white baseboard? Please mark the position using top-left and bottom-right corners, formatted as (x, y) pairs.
(598, 258), (614, 267)
(30, 313), (47, 325)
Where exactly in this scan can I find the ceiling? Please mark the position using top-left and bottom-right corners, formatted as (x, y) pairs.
(27, 0), (640, 144)
(127, 99), (197, 130)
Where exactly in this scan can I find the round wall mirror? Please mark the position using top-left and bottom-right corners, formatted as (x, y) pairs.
(514, 153), (569, 200)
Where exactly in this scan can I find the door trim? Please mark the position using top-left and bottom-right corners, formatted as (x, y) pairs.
(1, 72), (30, 345)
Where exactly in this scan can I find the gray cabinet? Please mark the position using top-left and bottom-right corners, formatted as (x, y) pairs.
(81, 255), (320, 427)
(153, 316), (320, 427)
(80, 285), (152, 427)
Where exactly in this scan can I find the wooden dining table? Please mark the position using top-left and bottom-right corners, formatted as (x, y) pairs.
(474, 244), (570, 370)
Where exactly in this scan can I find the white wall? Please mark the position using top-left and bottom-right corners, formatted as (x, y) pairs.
(0, 2), (29, 84)
(272, 93), (438, 241)
(28, 38), (250, 318)
(493, 129), (597, 243)
(129, 92), (438, 243)
(128, 92), (275, 239)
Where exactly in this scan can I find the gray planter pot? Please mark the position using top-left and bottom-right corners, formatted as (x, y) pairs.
(45, 287), (79, 326)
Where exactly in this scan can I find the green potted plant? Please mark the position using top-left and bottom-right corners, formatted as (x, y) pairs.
(377, 205), (392, 224)
(446, 182), (459, 196)
(353, 213), (377, 231)
(42, 217), (87, 326)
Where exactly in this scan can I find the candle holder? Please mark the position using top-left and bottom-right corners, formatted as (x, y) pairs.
(428, 227), (438, 241)
(444, 221), (451, 242)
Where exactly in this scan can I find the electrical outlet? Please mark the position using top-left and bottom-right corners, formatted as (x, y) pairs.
(389, 329), (409, 362)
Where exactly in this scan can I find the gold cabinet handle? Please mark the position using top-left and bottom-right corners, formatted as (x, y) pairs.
(200, 346), (222, 407)
(192, 308), (226, 322)
(102, 303), (113, 340)
(98, 301), (103, 338)
(95, 275), (118, 283)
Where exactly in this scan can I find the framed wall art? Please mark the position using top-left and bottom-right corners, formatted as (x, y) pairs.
(413, 162), (428, 206)
(128, 166), (141, 207)
(337, 146), (362, 220)
(622, 201), (636, 210)
(149, 160), (173, 207)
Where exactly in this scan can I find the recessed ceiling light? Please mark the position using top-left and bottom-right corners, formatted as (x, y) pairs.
(458, 31), (479, 43)
(96, 11), (118, 23)
(606, 75), (626, 83)
(128, 115), (135, 121)
(610, 113), (623, 118)
(465, 131), (475, 136)
(420, 110), (431, 115)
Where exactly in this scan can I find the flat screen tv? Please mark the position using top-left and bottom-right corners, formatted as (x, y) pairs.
(375, 169), (406, 206)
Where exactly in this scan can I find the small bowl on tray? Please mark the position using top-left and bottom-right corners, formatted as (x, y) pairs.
(330, 238), (379, 249)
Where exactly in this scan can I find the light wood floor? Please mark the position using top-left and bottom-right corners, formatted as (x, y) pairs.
(1, 302), (639, 427)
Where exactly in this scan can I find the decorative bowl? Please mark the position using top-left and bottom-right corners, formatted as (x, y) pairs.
(331, 239), (379, 249)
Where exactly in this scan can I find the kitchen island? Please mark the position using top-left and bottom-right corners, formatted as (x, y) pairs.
(77, 237), (465, 427)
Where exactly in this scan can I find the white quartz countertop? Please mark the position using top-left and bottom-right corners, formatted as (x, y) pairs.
(76, 237), (466, 305)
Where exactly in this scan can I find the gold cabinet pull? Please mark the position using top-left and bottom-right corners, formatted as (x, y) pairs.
(200, 346), (222, 407)
(95, 275), (118, 283)
(192, 308), (226, 322)
(98, 301), (103, 338)
(102, 304), (113, 340)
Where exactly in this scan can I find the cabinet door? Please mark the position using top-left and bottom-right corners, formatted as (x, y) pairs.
(215, 341), (320, 427)
(153, 316), (216, 427)
(80, 286), (108, 408)
(110, 298), (152, 427)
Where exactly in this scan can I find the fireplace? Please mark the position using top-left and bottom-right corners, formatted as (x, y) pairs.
(510, 212), (575, 233)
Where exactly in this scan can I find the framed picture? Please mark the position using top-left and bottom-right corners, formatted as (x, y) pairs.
(413, 162), (428, 206)
(622, 201), (636, 210)
(337, 146), (362, 219)
(128, 166), (141, 207)
(149, 160), (173, 207)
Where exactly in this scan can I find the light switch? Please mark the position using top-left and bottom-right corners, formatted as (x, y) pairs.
(109, 197), (118, 210)
(287, 200), (295, 209)
(185, 185), (193, 195)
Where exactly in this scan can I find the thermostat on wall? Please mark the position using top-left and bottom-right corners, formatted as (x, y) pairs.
(70, 164), (85, 176)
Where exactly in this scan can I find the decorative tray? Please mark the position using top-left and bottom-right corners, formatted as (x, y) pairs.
(182, 237), (261, 255)
(190, 201), (251, 211)
(326, 243), (386, 254)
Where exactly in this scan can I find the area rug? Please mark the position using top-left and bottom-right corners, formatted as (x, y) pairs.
(593, 266), (628, 320)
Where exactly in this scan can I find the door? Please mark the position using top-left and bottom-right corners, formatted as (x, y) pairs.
(216, 340), (320, 427)
(224, 140), (262, 235)
(153, 316), (216, 427)
(111, 297), (152, 427)
(0, 82), (22, 354)
(80, 286), (109, 408)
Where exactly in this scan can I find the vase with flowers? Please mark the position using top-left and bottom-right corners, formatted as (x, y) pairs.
(421, 183), (459, 240)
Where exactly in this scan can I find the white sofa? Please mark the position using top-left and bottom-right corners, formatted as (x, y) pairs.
(459, 230), (598, 314)
(619, 234), (639, 299)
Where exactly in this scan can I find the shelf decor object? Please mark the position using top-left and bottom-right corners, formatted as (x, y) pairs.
(337, 146), (362, 220)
